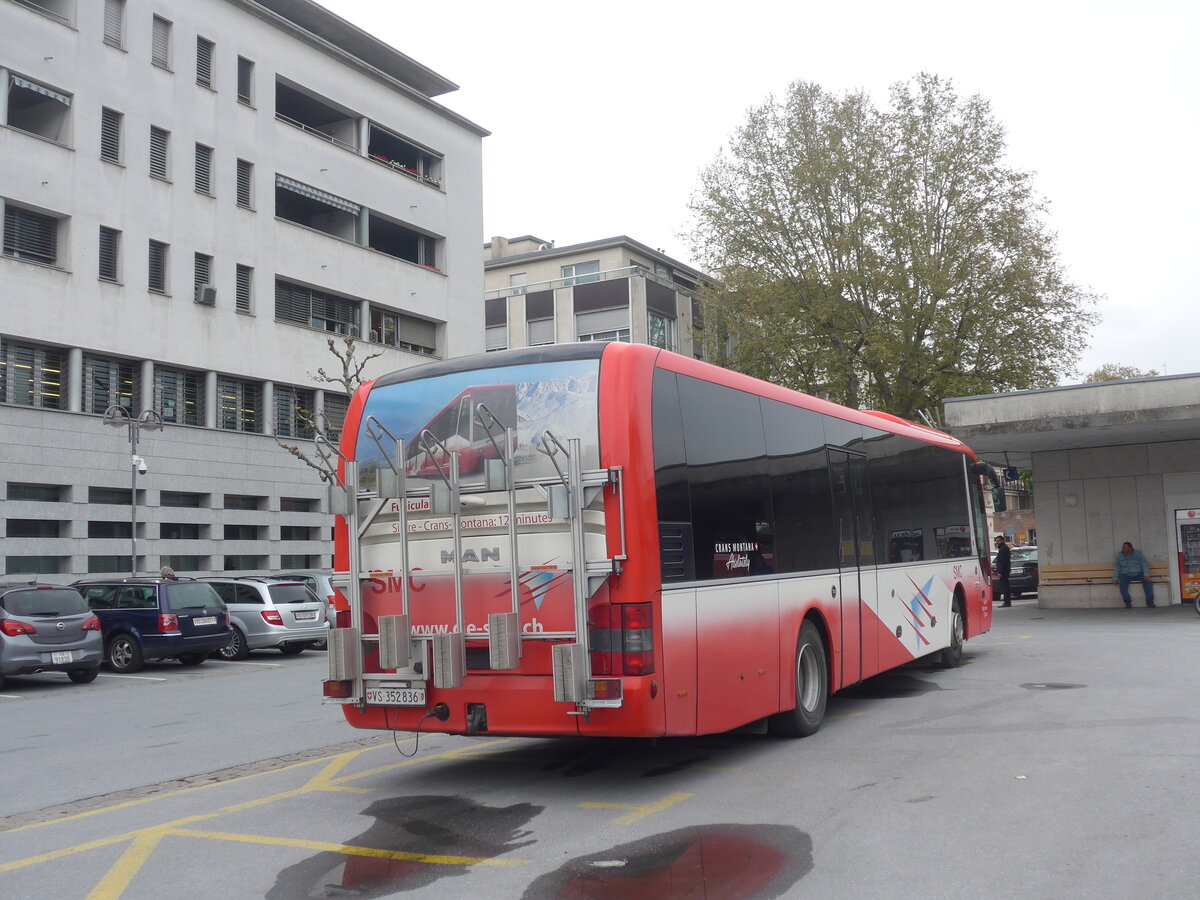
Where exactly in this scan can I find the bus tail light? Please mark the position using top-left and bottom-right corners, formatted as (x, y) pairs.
(589, 602), (655, 677)
(323, 680), (354, 699)
(588, 678), (623, 701)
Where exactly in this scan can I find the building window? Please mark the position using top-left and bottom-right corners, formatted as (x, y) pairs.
(223, 555), (263, 572)
(100, 107), (122, 162)
(194, 144), (213, 195)
(7, 482), (66, 501)
(323, 393), (349, 442)
(366, 123), (441, 186)
(237, 56), (254, 104)
(280, 525), (314, 541)
(3, 204), (59, 266)
(9, 0), (73, 26)
(8, 519), (62, 538)
(88, 520), (131, 539)
(151, 15), (171, 69)
(103, 0), (124, 47)
(509, 273), (527, 295)
(88, 555), (132, 573)
(484, 297), (507, 352)
(369, 308), (437, 355)
(235, 264), (252, 313)
(194, 253), (213, 302)
(160, 522), (200, 539)
(562, 260), (600, 286)
(224, 523), (263, 541)
(148, 239), (168, 293)
(648, 311), (676, 351)
(275, 174), (359, 241)
(98, 226), (120, 281)
(160, 554), (204, 572)
(527, 318), (555, 346)
(6, 556), (67, 575)
(578, 328), (631, 344)
(161, 491), (205, 508)
(5, 74), (71, 144)
(280, 554), (319, 569)
(236, 159), (253, 208)
(89, 487), (131, 505)
(224, 494), (264, 511)
(217, 377), (261, 433)
(0, 340), (65, 409)
(274, 279), (360, 335)
(149, 126), (169, 179)
(196, 37), (214, 88)
(83, 354), (137, 414)
(275, 386), (315, 439)
(279, 496), (317, 512)
(154, 367), (203, 426)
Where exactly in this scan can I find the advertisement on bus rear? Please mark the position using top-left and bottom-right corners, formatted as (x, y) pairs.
(355, 359), (601, 488)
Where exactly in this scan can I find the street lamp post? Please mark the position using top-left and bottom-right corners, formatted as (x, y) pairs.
(103, 406), (164, 577)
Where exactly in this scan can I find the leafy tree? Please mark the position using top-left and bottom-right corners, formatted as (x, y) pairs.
(1083, 363), (1159, 383)
(688, 73), (1099, 419)
(276, 336), (382, 484)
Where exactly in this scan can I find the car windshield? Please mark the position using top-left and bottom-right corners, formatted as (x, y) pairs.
(167, 582), (225, 609)
(268, 584), (321, 605)
(2, 588), (88, 617)
(1011, 548), (1038, 562)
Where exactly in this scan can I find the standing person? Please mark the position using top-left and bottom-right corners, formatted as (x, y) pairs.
(1113, 542), (1155, 607)
(993, 535), (1012, 607)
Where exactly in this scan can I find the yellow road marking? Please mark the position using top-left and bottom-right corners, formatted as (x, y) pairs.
(86, 830), (166, 900)
(579, 792), (693, 824)
(168, 828), (528, 867)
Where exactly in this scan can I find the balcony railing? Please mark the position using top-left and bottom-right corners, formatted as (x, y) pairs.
(484, 265), (701, 300)
(274, 113), (359, 154)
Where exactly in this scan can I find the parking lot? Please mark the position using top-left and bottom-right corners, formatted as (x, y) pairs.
(4, 599), (1200, 899)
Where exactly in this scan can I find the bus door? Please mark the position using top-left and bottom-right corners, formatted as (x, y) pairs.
(829, 449), (873, 687)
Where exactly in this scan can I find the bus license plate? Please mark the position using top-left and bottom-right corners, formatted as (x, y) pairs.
(51, 651), (73, 664)
(193, 616), (217, 626)
(365, 687), (426, 707)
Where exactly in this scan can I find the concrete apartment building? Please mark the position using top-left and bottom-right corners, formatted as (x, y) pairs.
(1, 0), (486, 578)
(483, 235), (708, 358)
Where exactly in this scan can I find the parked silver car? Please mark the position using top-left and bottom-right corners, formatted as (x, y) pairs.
(265, 570), (342, 648)
(0, 582), (103, 688)
(202, 577), (327, 660)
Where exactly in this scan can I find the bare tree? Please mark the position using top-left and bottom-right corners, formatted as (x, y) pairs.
(276, 336), (383, 483)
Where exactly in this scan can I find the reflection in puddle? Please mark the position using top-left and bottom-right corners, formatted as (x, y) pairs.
(267, 794), (540, 898)
(523, 824), (812, 899)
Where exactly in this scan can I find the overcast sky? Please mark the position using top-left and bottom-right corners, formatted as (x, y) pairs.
(323, 0), (1198, 382)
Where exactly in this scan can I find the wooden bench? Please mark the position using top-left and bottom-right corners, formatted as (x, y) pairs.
(1041, 561), (1170, 587)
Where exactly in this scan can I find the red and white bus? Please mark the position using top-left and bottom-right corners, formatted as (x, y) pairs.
(323, 342), (995, 738)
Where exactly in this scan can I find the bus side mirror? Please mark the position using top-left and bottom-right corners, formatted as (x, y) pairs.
(992, 487), (1007, 512)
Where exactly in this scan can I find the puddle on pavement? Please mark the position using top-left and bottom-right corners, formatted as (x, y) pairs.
(1020, 682), (1086, 690)
(267, 794), (540, 898)
(522, 823), (812, 899)
(838, 671), (942, 700)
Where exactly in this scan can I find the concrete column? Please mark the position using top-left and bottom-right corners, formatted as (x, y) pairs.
(205, 371), (217, 429)
(357, 117), (369, 155)
(262, 381), (275, 436)
(0, 69), (8, 127)
(67, 347), (82, 412)
(358, 299), (371, 339)
(356, 207), (369, 248)
(140, 359), (154, 414)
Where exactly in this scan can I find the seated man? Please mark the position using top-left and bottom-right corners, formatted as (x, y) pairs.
(1113, 541), (1155, 608)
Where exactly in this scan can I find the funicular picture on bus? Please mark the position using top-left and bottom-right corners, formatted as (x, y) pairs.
(324, 342), (995, 740)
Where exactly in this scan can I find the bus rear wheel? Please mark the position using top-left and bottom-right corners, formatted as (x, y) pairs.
(768, 620), (828, 738)
(935, 596), (965, 668)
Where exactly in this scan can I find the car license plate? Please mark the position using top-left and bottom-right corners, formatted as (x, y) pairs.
(193, 616), (217, 626)
(294, 610), (318, 621)
(51, 650), (73, 664)
(365, 687), (426, 706)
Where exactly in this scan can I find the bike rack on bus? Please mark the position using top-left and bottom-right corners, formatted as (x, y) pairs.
(317, 433), (365, 704)
(473, 403), (522, 669)
(362, 417), (414, 672)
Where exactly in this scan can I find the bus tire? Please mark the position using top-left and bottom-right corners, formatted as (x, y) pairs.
(768, 620), (828, 738)
(936, 596), (965, 668)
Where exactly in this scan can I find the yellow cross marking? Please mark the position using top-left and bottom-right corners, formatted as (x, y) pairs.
(579, 792), (692, 824)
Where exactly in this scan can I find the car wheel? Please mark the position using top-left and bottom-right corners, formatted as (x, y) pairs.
(178, 654), (207, 666)
(68, 667), (99, 684)
(767, 619), (828, 737)
(216, 627), (249, 661)
(278, 644), (306, 656)
(311, 639), (327, 651)
(107, 635), (144, 673)
(936, 596), (966, 668)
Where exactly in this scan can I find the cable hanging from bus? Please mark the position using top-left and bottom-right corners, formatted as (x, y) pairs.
(322, 342), (996, 738)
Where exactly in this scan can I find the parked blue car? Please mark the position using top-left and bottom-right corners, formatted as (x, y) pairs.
(73, 577), (232, 673)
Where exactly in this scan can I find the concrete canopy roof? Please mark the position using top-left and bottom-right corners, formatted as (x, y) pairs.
(942, 373), (1200, 468)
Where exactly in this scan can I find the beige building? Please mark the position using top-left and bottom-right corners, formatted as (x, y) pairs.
(483, 236), (709, 357)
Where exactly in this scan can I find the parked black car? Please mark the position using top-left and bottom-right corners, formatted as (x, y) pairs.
(993, 546), (1040, 598)
(73, 577), (231, 673)
(0, 582), (103, 689)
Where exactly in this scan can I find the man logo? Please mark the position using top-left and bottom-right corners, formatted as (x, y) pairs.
(440, 547), (501, 564)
